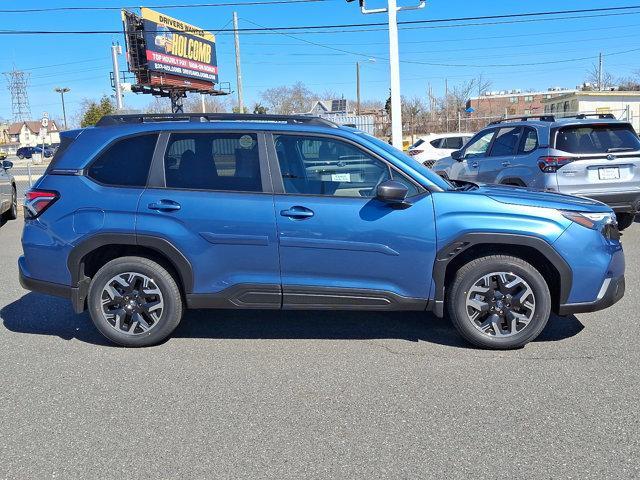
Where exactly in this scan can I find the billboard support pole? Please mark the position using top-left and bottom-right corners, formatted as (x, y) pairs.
(111, 43), (124, 110)
(170, 91), (185, 114)
(233, 12), (245, 113)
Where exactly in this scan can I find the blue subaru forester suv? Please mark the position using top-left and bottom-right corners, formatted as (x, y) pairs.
(19, 114), (625, 349)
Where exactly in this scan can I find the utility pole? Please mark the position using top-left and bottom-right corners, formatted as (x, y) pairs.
(111, 43), (124, 110)
(356, 61), (361, 115)
(598, 52), (604, 91)
(233, 12), (244, 113)
(444, 78), (449, 132)
(54, 87), (70, 130)
(348, 0), (426, 149)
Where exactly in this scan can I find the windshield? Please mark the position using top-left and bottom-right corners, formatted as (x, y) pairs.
(555, 124), (640, 154)
(356, 132), (454, 190)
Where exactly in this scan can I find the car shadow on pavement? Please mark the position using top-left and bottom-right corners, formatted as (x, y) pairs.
(1, 292), (584, 348)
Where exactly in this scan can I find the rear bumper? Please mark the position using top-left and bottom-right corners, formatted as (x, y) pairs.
(558, 275), (625, 315)
(576, 191), (640, 213)
(19, 256), (87, 313)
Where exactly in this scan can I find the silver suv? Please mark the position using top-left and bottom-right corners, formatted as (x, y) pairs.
(432, 114), (640, 230)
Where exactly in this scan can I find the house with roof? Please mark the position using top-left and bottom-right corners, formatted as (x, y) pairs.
(8, 120), (61, 147)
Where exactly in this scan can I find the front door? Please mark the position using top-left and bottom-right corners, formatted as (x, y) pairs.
(137, 131), (281, 307)
(269, 133), (436, 309)
(478, 126), (520, 183)
(453, 129), (496, 183)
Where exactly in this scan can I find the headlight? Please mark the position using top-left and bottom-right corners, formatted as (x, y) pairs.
(561, 211), (619, 240)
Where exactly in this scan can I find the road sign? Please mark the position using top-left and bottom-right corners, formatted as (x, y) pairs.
(41, 113), (49, 128)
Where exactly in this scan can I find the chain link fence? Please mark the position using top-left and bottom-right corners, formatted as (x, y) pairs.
(8, 158), (49, 198)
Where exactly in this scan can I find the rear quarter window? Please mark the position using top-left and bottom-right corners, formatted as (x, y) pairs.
(87, 134), (158, 187)
(554, 124), (640, 154)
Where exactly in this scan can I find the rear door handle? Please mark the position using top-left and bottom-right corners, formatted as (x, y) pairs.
(280, 206), (314, 219)
(471, 162), (479, 168)
(502, 161), (511, 167)
(148, 200), (181, 212)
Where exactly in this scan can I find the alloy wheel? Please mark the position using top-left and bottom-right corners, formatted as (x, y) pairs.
(100, 272), (164, 336)
(465, 272), (536, 337)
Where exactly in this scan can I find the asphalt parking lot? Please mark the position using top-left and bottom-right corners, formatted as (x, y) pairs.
(0, 217), (638, 479)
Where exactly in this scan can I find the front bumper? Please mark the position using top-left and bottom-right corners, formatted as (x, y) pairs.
(19, 256), (87, 313)
(558, 275), (625, 315)
(577, 191), (640, 213)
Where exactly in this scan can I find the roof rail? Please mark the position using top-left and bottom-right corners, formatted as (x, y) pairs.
(489, 115), (555, 125)
(572, 113), (616, 120)
(95, 113), (339, 128)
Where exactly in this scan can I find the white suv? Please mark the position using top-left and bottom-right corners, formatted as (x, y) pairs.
(408, 133), (473, 168)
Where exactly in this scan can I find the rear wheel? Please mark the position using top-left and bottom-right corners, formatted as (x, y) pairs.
(446, 255), (552, 349)
(616, 212), (635, 231)
(87, 257), (183, 347)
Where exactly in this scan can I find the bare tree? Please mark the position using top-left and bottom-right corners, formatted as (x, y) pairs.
(585, 63), (614, 90)
(260, 82), (315, 114)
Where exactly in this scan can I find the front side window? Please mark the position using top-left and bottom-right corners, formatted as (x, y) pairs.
(88, 134), (158, 187)
(464, 130), (495, 158)
(489, 127), (520, 157)
(441, 137), (464, 149)
(273, 134), (420, 197)
(164, 132), (262, 192)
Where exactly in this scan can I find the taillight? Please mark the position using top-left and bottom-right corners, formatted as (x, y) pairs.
(24, 189), (59, 219)
(538, 156), (574, 173)
(408, 149), (423, 156)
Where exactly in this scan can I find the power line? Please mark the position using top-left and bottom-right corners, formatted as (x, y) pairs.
(1, 5), (640, 35)
(0, 0), (330, 13)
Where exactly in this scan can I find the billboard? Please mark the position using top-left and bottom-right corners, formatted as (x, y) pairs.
(138, 8), (218, 85)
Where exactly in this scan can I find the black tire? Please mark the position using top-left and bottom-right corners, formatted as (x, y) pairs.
(87, 256), (183, 347)
(616, 213), (635, 231)
(6, 186), (18, 220)
(446, 255), (552, 349)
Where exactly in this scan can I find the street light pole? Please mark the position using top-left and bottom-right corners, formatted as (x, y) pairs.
(54, 87), (70, 130)
(350, 0), (426, 149)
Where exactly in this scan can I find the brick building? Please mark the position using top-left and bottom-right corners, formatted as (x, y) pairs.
(466, 88), (577, 119)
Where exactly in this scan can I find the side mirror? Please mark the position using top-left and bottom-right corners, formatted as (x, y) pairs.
(2, 160), (13, 170)
(376, 180), (408, 204)
(451, 150), (463, 161)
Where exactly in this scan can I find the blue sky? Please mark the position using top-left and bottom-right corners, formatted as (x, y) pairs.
(2, 0), (640, 122)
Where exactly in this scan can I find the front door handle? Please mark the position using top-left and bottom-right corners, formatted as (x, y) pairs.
(502, 161), (511, 167)
(148, 200), (181, 212)
(280, 206), (314, 219)
(471, 161), (479, 168)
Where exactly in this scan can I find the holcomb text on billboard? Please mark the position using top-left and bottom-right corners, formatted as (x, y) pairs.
(141, 8), (219, 84)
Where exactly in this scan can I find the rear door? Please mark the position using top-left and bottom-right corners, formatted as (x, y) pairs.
(137, 131), (281, 306)
(268, 132), (436, 308)
(478, 126), (520, 184)
(553, 123), (640, 195)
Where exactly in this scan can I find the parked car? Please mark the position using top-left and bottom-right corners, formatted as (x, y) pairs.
(408, 133), (473, 168)
(0, 160), (17, 222)
(19, 113), (625, 348)
(16, 146), (54, 159)
(432, 114), (640, 230)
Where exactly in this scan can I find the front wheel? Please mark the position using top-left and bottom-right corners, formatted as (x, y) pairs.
(87, 257), (184, 347)
(446, 255), (552, 349)
(616, 212), (635, 231)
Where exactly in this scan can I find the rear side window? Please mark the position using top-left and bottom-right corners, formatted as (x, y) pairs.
(518, 127), (539, 155)
(555, 124), (640, 154)
(88, 134), (158, 187)
(489, 127), (520, 157)
(164, 132), (262, 192)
